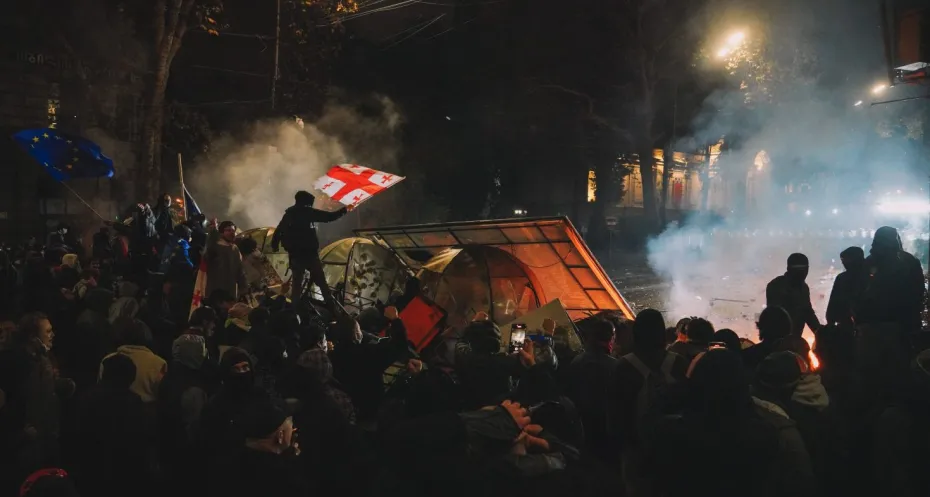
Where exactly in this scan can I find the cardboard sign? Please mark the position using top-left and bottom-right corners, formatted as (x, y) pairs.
(501, 298), (581, 351)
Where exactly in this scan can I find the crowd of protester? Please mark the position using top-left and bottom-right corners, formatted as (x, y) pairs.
(0, 200), (928, 497)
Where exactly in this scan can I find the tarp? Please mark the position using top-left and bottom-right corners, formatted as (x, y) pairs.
(356, 216), (634, 321)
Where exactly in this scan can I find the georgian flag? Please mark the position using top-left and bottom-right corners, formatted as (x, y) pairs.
(189, 257), (208, 317)
(311, 164), (405, 207)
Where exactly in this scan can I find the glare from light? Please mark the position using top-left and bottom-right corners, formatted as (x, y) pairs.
(445, 116), (451, 121)
(727, 31), (745, 45)
(872, 84), (887, 95)
(875, 199), (930, 215)
(854, 100), (863, 107)
(804, 210), (812, 216)
(831, 208), (839, 214)
(717, 48), (730, 58)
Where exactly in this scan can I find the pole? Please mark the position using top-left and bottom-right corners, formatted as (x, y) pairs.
(178, 153), (187, 220)
(60, 182), (105, 221)
(271, 0), (281, 110)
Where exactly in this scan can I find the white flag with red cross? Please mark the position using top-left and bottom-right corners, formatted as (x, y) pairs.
(311, 164), (405, 208)
(189, 257), (208, 317)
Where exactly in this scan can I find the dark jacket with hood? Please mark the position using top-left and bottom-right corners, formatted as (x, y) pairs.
(826, 247), (869, 327)
(856, 226), (925, 332)
(270, 192), (347, 257)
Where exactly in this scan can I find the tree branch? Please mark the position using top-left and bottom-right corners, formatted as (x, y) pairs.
(168, 0), (197, 62)
(154, 0), (168, 51)
(538, 84), (634, 144)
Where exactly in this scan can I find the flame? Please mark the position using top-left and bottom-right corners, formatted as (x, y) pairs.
(804, 335), (820, 370)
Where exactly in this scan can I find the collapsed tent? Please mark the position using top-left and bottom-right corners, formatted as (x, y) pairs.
(318, 237), (409, 313)
(355, 216), (635, 324)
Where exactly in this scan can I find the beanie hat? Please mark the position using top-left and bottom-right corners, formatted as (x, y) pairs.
(172, 334), (207, 370)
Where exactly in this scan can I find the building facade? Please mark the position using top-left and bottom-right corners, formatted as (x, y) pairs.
(0, 47), (142, 240)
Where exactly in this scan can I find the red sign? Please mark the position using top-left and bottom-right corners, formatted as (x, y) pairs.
(399, 296), (446, 352)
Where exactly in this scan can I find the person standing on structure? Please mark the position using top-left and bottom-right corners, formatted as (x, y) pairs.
(270, 190), (350, 311)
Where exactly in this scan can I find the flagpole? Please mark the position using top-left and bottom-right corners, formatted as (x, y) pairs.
(178, 153), (187, 220)
(60, 182), (106, 221)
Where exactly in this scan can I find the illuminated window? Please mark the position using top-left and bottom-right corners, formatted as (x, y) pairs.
(48, 83), (60, 129)
(587, 169), (596, 202)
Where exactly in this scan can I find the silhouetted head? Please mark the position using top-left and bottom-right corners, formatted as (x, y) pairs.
(839, 246), (864, 271)
(632, 309), (666, 351)
(757, 306), (792, 343)
(871, 226), (902, 259)
(786, 253), (809, 281)
(685, 318), (715, 345)
(295, 190), (315, 206)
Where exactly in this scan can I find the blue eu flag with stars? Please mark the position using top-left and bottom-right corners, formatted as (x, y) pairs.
(11, 128), (115, 182)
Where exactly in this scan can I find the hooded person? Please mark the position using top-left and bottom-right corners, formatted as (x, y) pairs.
(766, 253), (822, 337)
(752, 351), (831, 496)
(857, 226), (925, 332)
(75, 353), (152, 497)
(293, 349), (356, 424)
(566, 319), (617, 461)
(207, 397), (307, 497)
(157, 334), (213, 490)
(269, 190), (349, 311)
(199, 347), (271, 457)
(650, 348), (815, 497)
(453, 318), (528, 410)
(100, 318), (166, 403)
(825, 246), (869, 328)
(855, 226), (925, 402)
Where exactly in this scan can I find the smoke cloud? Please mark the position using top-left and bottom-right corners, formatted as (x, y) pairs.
(189, 95), (404, 232)
(646, 0), (929, 338)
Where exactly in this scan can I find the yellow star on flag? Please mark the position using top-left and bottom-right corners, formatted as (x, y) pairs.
(42, 133), (49, 139)
(32, 136), (39, 143)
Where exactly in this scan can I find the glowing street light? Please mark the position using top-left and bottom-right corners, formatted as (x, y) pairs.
(872, 84), (887, 94)
(715, 30), (747, 59)
(727, 31), (745, 45)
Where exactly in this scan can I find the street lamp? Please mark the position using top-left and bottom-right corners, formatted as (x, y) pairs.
(872, 84), (888, 94)
(716, 30), (747, 58)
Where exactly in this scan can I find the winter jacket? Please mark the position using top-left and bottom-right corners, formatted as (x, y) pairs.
(270, 203), (347, 257)
(766, 274), (821, 336)
(566, 348), (616, 460)
(100, 345), (166, 403)
(204, 229), (247, 300)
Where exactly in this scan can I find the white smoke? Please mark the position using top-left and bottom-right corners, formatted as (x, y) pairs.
(189, 96), (404, 230)
(645, 0), (929, 339)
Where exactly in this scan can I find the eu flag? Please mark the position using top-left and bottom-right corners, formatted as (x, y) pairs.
(11, 128), (115, 182)
(183, 184), (202, 218)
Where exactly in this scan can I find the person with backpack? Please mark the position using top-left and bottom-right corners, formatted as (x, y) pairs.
(270, 191), (350, 311)
(608, 308), (688, 497)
